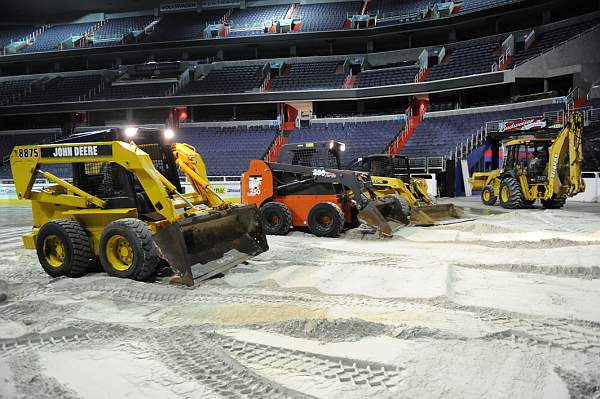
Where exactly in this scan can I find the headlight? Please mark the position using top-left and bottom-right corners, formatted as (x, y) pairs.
(124, 127), (138, 137)
(163, 128), (175, 139)
(339, 143), (346, 152)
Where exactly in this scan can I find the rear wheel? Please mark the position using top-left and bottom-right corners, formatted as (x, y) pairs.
(541, 196), (566, 209)
(259, 202), (292, 235)
(481, 185), (497, 206)
(36, 219), (93, 278)
(99, 218), (159, 281)
(499, 178), (524, 209)
(307, 202), (345, 238)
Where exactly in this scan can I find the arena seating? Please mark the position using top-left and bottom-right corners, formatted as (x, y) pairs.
(0, 26), (34, 48)
(295, 2), (361, 32)
(147, 10), (226, 41)
(92, 15), (156, 40)
(0, 80), (34, 105)
(21, 23), (98, 53)
(227, 5), (289, 29)
(367, 0), (429, 18)
(427, 42), (499, 81)
(177, 126), (277, 175)
(287, 119), (405, 164)
(511, 19), (600, 66)
(270, 62), (345, 91)
(460, 0), (512, 13)
(179, 65), (263, 95)
(93, 82), (176, 100)
(356, 65), (420, 88)
(400, 103), (565, 158)
(13, 75), (102, 104)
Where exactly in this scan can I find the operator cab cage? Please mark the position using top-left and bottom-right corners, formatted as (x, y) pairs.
(277, 141), (345, 169)
(346, 154), (412, 184)
(56, 128), (182, 217)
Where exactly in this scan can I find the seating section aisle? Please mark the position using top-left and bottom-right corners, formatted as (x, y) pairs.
(270, 62), (345, 91)
(287, 119), (405, 164)
(177, 126), (277, 175)
(93, 16), (156, 40)
(401, 103), (565, 158)
(179, 65), (263, 95)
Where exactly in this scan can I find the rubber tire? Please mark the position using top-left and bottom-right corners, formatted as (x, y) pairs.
(36, 219), (93, 278)
(541, 196), (566, 209)
(481, 185), (497, 206)
(383, 194), (410, 222)
(259, 202), (292, 235)
(99, 218), (159, 281)
(499, 178), (524, 209)
(522, 199), (536, 206)
(307, 202), (345, 238)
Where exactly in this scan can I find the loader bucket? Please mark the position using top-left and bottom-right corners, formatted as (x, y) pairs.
(358, 198), (409, 237)
(153, 205), (268, 286)
(409, 204), (465, 226)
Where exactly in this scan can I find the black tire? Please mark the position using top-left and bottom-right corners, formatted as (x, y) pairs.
(383, 194), (410, 224)
(499, 178), (524, 209)
(307, 202), (345, 238)
(36, 219), (93, 278)
(522, 199), (536, 206)
(481, 185), (497, 206)
(99, 218), (159, 281)
(541, 196), (566, 209)
(259, 202), (292, 235)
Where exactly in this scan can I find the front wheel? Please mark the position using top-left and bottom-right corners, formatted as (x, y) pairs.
(99, 218), (159, 281)
(499, 178), (524, 209)
(481, 185), (497, 206)
(307, 202), (345, 238)
(259, 202), (292, 235)
(36, 219), (93, 278)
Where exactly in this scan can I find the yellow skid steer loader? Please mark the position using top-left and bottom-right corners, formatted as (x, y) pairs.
(10, 128), (268, 286)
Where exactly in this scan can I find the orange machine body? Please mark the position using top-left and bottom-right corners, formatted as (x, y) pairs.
(241, 159), (354, 227)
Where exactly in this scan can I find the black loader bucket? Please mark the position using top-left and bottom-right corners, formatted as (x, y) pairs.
(357, 198), (409, 237)
(154, 205), (268, 286)
(409, 204), (465, 226)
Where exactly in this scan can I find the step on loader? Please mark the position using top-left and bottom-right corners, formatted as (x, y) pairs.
(241, 142), (407, 238)
(10, 128), (268, 286)
(471, 111), (585, 209)
(346, 153), (464, 225)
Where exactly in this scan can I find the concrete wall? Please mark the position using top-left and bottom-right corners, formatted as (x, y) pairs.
(515, 27), (600, 94)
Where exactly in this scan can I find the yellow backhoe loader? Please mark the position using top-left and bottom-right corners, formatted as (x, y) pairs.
(471, 111), (585, 209)
(10, 128), (268, 286)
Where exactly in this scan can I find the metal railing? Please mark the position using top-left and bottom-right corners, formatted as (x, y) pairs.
(408, 157), (445, 173)
(491, 47), (512, 72)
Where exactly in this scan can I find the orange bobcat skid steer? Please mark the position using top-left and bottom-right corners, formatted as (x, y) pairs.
(241, 147), (407, 238)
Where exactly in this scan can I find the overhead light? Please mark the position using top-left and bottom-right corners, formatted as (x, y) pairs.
(124, 127), (138, 137)
(329, 141), (335, 149)
(163, 128), (175, 139)
(339, 143), (346, 152)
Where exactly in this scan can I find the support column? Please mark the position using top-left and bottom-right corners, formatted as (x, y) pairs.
(366, 40), (374, 53)
(544, 79), (550, 93)
(116, 57), (122, 67)
(542, 9), (551, 25)
(290, 45), (297, 57)
(126, 109), (134, 122)
(217, 49), (224, 61)
(54, 62), (60, 72)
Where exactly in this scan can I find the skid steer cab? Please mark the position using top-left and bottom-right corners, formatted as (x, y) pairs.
(10, 128), (268, 286)
(346, 154), (464, 226)
(471, 112), (585, 209)
(241, 141), (407, 238)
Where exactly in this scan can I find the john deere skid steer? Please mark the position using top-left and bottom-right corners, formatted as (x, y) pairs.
(346, 153), (464, 225)
(10, 128), (268, 286)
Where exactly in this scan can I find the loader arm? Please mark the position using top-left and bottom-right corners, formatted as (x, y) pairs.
(11, 141), (180, 221)
(546, 112), (585, 198)
(171, 143), (226, 208)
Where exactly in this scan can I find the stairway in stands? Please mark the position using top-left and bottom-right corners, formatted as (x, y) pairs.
(387, 113), (423, 154)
